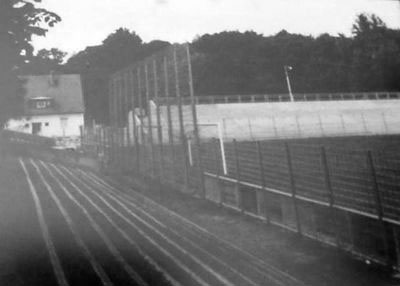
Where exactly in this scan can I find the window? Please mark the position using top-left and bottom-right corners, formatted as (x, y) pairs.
(24, 123), (29, 128)
(35, 100), (52, 109)
(36, 101), (47, 109)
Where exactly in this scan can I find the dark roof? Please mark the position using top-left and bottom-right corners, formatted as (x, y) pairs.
(21, 74), (84, 116)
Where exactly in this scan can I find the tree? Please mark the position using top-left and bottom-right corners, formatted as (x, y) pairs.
(22, 48), (67, 74)
(191, 14), (400, 96)
(0, 0), (60, 126)
(64, 28), (170, 124)
(37, 48), (67, 64)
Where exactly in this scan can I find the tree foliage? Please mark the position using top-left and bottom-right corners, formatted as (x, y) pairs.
(191, 14), (400, 95)
(0, 0), (60, 126)
(64, 28), (170, 124)
(21, 48), (67, 74)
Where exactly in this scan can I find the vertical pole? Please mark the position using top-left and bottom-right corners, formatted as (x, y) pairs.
(112, 79), (118, 165)
(186, 43), (206, 197)
(284, 65), (294, 102)
(214, 138), (223, 205)
(295, 115), (302, 137)
(164, 56), (175, 184)
(317, 114), (325, 136)
(340, 114), (346, 134)
(394, 227), (400, 270)
(361, 113), (368, 133)
(145, 63), (156, 178)
(272, 116), (278, 138)
(116, 75), (121, 169)
(256, 141), (269, 223)
(320, 146), (340, 245)
(248, 118), (254, 139)
(173, 45), (189, 189)
(114, 77), (119, 167)
(367, 150), (390, 265)
(137, 67), (146, 174)
(108, 80), (114, 163)
(111, 127), (115, 167)
(217, 123), (227, 175)
(123, 73), (129, 172)
(285, 142), (302, 234)
(102, 127), (106, 167)
(96, 125), (100, 156)
(382, 112), (388, 133)
(153, 59), (164, 182)
(99, 126), (104, 168)
(233, 139), (243, 212)
(119, 76), (125, 172)
(130, 70), (140, 174)
(108, 80), (113, 126)
(126, 70), (133, 172)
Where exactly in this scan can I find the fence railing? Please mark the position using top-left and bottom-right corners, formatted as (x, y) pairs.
(1, 129), (55, 147)
(155, 92), (400, 105)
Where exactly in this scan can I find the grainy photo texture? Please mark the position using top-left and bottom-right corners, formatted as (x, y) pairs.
(1, 0), (400, 285)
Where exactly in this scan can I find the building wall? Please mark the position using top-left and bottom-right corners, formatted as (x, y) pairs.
(7, 113), (84, 138)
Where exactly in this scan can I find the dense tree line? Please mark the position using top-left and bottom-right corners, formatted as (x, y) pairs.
(191, 14), (400, 95)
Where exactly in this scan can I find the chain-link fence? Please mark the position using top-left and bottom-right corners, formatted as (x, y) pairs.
(82, 44), (400, 270)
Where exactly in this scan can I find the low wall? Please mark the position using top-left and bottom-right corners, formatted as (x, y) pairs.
(147, 99), (400, 141)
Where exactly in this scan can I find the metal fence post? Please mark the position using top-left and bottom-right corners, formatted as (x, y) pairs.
(256, 141), (269, 223)
(163, 56), (175, 184)
(123, 73), (130, 173)
(137, 67), (146, 176)
(128, 70), (139, 175)
(394, 227), (400, 270)
(153, 59), (164, 182)
(320, 146), (340, 245)
(186, 44), (206, 198)
(367, 150), (390, 265)
(173, 46), (189, 189)
(214, 138), (223, 205)
(118, 77), (125, 172)
(233, 139), (243, 212)
(111, 127), (115, 167)
(145, 63), (156, 179)
(285, 142), (302, 234)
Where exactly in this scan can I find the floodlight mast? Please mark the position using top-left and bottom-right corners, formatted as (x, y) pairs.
(284, 65), (294, 102)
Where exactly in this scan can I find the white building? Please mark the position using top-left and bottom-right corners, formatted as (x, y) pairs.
(6, 74), (84, 147)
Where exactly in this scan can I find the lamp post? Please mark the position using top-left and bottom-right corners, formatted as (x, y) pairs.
(284, 65), (294, 102)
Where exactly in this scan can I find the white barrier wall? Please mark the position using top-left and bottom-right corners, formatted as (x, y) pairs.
(139, 99), (400, 142)
(193, 100), (400, 140)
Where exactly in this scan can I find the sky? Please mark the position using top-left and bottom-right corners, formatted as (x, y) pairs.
(32, 0), (400, 58)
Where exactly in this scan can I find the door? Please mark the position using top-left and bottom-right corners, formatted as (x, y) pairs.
(32, 122), (42, 135)
(60, 117), (68, 137)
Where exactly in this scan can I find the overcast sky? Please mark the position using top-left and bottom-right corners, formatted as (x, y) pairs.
(32, 0), (400, 58)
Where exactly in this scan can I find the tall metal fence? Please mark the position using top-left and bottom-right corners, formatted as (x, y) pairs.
(82, 44), (400, 270)
(98, 44), (205, 195)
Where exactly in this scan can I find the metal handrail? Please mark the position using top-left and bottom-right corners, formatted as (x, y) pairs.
(155, 92), (400, 105)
